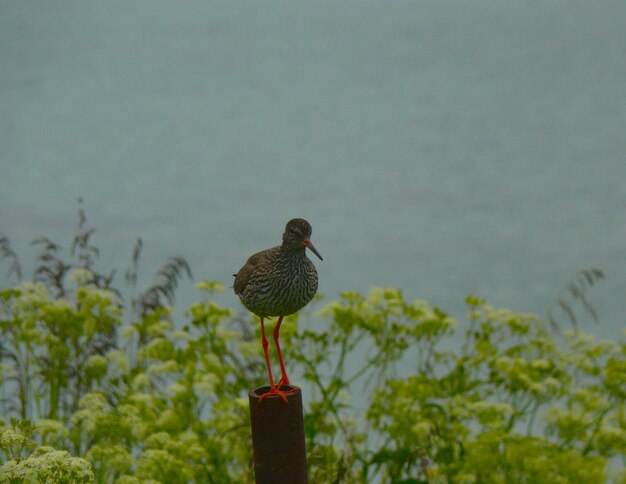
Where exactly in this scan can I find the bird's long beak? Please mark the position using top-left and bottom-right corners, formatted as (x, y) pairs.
(303, 239), (323, 261)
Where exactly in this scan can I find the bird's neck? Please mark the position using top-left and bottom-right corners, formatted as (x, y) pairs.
(279, 243), (307, 260)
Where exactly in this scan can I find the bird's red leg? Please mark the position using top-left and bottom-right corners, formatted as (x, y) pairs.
(260, 318), (277, 389)
(273, 316), (293, 389)
(259, 318), (288, 403)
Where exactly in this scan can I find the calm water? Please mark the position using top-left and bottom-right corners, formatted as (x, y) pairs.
(1, 1), (625, 338)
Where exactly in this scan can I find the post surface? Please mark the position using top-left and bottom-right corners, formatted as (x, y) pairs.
(248, 386), (308, 484)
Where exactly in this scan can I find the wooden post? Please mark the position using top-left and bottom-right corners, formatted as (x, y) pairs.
(248, 386), (308, 484)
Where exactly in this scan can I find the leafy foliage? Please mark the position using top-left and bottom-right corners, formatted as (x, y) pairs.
(1, 279), (254, 483)
(1, 280), (624, 483)
(0, 417), (93, 483)
(0, 211), (623, 482)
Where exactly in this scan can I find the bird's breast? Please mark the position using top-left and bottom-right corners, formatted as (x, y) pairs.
(239, 258), (318, 318)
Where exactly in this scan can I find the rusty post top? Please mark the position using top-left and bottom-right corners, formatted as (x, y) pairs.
(248, 385), (308, 484)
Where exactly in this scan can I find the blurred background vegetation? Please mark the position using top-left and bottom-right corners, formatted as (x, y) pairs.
(1, 212), (624, 483)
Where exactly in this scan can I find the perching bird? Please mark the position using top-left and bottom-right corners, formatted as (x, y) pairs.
(233, 218), (322, 401)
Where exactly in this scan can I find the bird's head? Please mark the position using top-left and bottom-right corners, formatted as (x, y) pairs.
(283, 218), (323, 261)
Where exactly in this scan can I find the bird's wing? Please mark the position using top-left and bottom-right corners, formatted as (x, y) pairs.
(233, 247), (275, 295)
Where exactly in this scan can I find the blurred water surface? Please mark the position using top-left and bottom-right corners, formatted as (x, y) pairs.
(1, 1), (625, 337)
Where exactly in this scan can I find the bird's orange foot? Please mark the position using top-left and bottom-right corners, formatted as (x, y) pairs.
(259, 385), (298, 403)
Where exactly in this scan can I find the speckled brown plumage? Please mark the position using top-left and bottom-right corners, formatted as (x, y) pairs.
(234, 218), (321, 318)
(233, 218), (322, 401)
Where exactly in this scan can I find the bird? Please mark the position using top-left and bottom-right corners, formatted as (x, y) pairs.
(233, 218), (323, 402)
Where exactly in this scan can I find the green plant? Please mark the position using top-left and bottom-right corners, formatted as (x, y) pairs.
(1, 417), (93, 483)
(1, 210), (624, 483)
